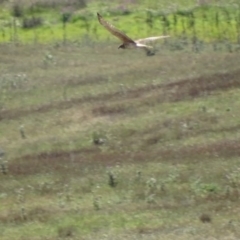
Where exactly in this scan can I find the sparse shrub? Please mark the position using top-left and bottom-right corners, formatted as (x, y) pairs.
(19, 125), (26, 139)
(109, 5), (131, 16)
(199, 213), (212, 223)
(14, 188), (28, 222)
(93, 137), (105, 145)
(236, 11), (240, 43)
(61, 11), (72, 24)
(57, 192), (66, 208)
(22, 16), (43, 29)
(145, 178), (161, 203)
(191, 178), (220, 197)
(215, 11), (219, 29)
(176, 9), (193, 17)
(145, 177), (158, 198)
(146, 194), (156, 204)
(0, 149), (5, 158)
(92, 131), (106, 146)
(202, 184), (219, 193)
(16, 188), (25, 205)
(57, 184), (73, 208)
(38, 181), (53, 195)
(136, 171), (142, 182)
(32, 0), (86, 10)
(93, 196), (101, 210)
(61, 8), (73, 43)
(3, 208), (28, 223)
(108, 171), (117, 188)
(11, 2), (24, 18)
(58, 225), (77, 238)
(146, 11), (153, 29)
(42, 52), (55, 68)
(0, 160), (8, 175)
(0, 149), (7, 175)
(165, 170), (179, 184)
(161, 14), (170, 34)
(20, 207), (27, 221)
(224, 185), (239, 201)
(0, 73), (28, 90)
(27, 207), (51, 222)
(146, 177), (157, 190)
(173, 13), (178, 33)
(226, 167), (240, 188)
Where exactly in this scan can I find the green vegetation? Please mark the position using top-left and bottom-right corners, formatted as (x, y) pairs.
(1, 0), (240, 240)
(0, 0), (240, 43)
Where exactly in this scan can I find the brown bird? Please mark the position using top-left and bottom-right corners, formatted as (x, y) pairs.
(97, 12), (169, 56)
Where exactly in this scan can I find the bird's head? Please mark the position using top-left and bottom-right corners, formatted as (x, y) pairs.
(118, 44), (125, 49)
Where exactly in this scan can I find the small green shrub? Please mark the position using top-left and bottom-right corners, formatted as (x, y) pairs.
(58, 225), (77, 238)
(22, 17), (43, 29)
(32, 0), (86, 10)
(11, 2), (24, 18)
(108, 171), (117, 188)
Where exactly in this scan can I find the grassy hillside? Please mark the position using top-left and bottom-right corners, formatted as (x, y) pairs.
(1, 1), (240, 240)
(1, 41), (240, 240)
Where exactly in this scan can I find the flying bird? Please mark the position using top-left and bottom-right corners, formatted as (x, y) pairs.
(97, 12), (169, 56)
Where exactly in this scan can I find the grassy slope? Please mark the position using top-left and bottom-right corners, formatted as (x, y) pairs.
(1, 42), (240, 240)
(1, 1), (240, 240)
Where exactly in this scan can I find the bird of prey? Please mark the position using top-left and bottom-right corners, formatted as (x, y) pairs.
(97, 12), (169, 56)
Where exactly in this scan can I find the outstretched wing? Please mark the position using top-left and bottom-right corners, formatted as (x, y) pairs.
(97, 13), (135, 44)
(135, 35), (170, 44)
